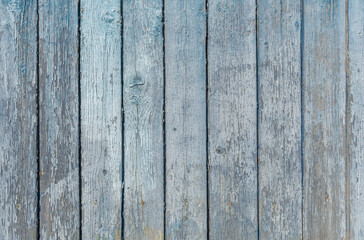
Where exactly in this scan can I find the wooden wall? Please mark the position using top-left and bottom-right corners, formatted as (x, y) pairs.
(0, 0), (363, 239)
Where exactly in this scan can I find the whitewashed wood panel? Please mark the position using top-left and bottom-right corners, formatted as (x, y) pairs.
(165, 1), (207, 239)
(258, 0), (302, 239)
(80, 0), (122, 239)
(0, 1), (38, 238)
(303, 1), (346, 239)
(38, 0), (80, 238)
(208, 0), (258, 238)
(123, 0), (165, 239)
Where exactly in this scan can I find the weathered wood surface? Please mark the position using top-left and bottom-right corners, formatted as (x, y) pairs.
(38, 0), (80, 239)
(80, 0), (122, 239)
(258, 0), (302, 239)
(165, 1), (207, 239)
(123, 0), (164, 239)
(0, 1), (38, 239)
(2, 0), (364, 239)
(348, 0), (364, 239)
(303, 1), (346, 239)
(208, 0), (258, 239)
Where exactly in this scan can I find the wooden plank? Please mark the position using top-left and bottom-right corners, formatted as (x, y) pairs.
(303, 1), (346, 239)
(80, 0), (122, 239)
(348, 0), (364, 239)
(164, 1), (207, 239)
(38, 0), (80, 238)
(208, 0), (258, 238)
(0, 1), (38, 239)
(257, 0), (302, 239)
(123, 0), (164, 238)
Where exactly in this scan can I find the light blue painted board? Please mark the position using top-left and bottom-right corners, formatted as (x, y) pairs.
(208, 0), (258, 239)
(303, 1), (346, 239)
(258, 0), (302, 239)
(165, 1), (207, 239)
(348, 0), (364, 239)
(0, 1), (38, 239)
(38, 0), (80, 238)
(80, 0), (122, 239)
(123, 0), (164, 239)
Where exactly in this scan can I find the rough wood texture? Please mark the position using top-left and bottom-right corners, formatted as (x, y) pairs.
(0, 1), (38, 239)
(303, 1), (346, 239)
(80, 0), (122, 239)
(38, 0), (80, 238)
(258, 0), (302, 239)
(123, 0), (164, 239)
(348, 0), (364, 239)
(208, 0), (258, 238)
(165, 1), (207, 239)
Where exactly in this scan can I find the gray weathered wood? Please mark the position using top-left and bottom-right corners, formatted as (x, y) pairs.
(208, 0), (258, 238)
(80, 0), (122, 239)
(0, 1), (38, 239)
(303, 1), (346, 239)
(123, 0), (164, 238)
(258, 0), (302, 239)
(348, 0), (364, 239)
(165, 1), (207, 239)
(38, 0), (80, 238)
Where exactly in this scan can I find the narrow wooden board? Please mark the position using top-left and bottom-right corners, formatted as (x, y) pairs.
(348, 0), (364, 239)
(80, 0), (122, 239)
(208, 0), (258, 238)
(303, 1), (346, 239)
(165, 1), (207, 239)
(38, 0), (80, 238)
(123, 0), (164, 238)
(257, 0), (302, 239)
(0, 1), (38, 239)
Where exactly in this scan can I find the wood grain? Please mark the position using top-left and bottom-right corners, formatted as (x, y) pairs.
(257, 0), (302, 239)
(38, 0), (80, 238)
(303, 1), (346, 239)
(80, 0), (122, 239)
(165, 1), (207, 239)
(348, 0), (364, 239)
(0, 1), (38, 239)
(208, 0), (258, 239)
(123, 0), (164, 239)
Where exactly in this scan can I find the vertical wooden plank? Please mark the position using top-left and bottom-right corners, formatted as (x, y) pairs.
(165, 1), (207, 239)
(348, 0), (364, 239)
(208, 0), (258, 239)
(38, 0), (80, 238)
(303, 1), (346, 239)
(123, 0), (164, 238)
(0, 1), (38, 239)
(258, 0), (302, 239)
(80, 0), (122, 239)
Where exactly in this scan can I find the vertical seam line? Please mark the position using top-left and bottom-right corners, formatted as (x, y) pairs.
(77, 0), (82, 238)
(121, 0), (125, 238)
(300, 0), (305, 239)
(162, 0), (167, 238)
(256, 0), (260, 239)
(345, 0), (351, 239)
(36, 0), (40, 239)
(205, 0), (210, 239)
